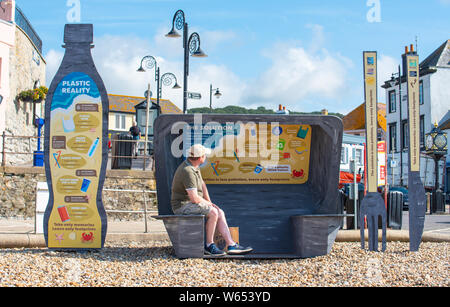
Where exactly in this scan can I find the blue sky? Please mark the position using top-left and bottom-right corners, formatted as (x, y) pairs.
(17, 0), (450, 114)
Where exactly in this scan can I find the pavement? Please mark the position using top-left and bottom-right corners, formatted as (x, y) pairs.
(0, 211), (449, 248)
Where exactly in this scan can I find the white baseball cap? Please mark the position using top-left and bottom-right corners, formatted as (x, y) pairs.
(187, 144), (211, 158)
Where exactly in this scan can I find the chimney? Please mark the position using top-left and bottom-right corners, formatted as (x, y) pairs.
(402, 45), (409, 77)
(402, 43), (419, 77)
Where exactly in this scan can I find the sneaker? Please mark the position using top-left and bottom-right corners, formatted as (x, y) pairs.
(205, 243), (226, 256)
(227, 244), (253, 255)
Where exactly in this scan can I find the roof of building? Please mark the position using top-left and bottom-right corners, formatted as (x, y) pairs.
(420, 39), (450, 69)
(382, 40), (450, 88)
(438, 110), (450, 131)
(108, 94), (182, 114)
(343, 133), (365, 145)
(343, 103), (386, 132)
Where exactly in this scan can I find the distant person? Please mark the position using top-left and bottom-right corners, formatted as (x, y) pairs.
(171, 144), (253, 256)
(129, 121), (141, 156)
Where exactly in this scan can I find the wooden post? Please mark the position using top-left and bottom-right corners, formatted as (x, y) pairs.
(143, 83), (151, 171)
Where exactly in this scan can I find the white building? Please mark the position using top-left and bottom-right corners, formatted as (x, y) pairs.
(382, 40), (449, 189)
(0, 0), (46, 165)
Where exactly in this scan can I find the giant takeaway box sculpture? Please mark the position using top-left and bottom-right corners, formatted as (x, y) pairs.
(153, 114), (345, 258)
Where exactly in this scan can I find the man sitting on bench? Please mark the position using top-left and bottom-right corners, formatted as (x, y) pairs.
(171, 144), (253, 256)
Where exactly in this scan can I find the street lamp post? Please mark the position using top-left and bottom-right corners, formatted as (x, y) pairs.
(138, 55), (160, 105)
(166, 9), (207, 114)
(209, 85), (222, 111)
(137, 55), (181, 116)
(160, 73), (182, 106)
(137, 56), (180, 170)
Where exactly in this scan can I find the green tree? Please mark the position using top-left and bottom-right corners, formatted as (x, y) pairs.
(188, 105), (343, 118)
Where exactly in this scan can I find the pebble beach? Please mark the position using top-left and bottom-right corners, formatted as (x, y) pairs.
(0, 241), (448, 287)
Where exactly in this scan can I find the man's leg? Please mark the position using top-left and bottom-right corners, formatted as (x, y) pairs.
(205, 207), (235, 247)
(205, 207), (219, 246)
(215, 208), (235, 246)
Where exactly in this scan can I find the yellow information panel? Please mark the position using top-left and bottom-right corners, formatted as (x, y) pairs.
(47, 72), (104, 248)
(196, 123), (312, 184)
(363, 51), (379, 193)
(406, 54), (421, 172)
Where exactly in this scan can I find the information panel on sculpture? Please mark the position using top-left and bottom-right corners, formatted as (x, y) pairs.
(363, 51), (378, 193)
(183, 122), (312, 184)
(406, 54), (421, 172)
(47, 72), (104, 248)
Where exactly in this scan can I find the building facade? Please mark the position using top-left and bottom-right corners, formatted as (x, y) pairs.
(0, 0), (46, 165)
(108, 94), (182, 136)
(382, 41), (449, 189)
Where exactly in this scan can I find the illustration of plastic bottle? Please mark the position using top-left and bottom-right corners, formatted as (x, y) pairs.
(88, 137), (99, 157)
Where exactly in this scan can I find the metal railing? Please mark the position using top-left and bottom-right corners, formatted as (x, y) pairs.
(15, 6), (43, 53)
(102, 188), (158, 233)
(109, 137), (155, 171)
(1, 133), (154, 171)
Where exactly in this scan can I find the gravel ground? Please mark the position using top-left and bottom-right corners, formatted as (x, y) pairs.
(0, 241), (448, 287)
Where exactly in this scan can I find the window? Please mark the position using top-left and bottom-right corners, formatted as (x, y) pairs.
(401, 120), (409, 150)
(341, 147), (348, 164)
(388, 123), (397, 152)
(388, 90), (396, 113)
(419, 80), (424, 105)
(355, 149), (363, 165)
(420, 115), (425, 148)
(115, 114), (126, 130)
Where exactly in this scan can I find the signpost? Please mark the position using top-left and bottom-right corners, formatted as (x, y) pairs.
(188, 92), (202, 100)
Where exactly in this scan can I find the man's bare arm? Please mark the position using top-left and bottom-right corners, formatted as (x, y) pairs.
(202, 181), (211, 202)
(186, 189), (212, 206)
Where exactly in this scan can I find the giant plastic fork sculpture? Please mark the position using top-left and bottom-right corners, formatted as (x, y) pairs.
(360, 51), (387, 252)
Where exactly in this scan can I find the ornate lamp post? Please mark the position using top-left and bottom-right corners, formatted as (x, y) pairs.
(166, 9), (207, 114)
(137, 56), (180, 171)
(209, 84), (222, 111)
(137, 55), (181, 119)
(137, 55), (160, 106)
(425, 123), (448, 213)
(160, 73), (181, 104)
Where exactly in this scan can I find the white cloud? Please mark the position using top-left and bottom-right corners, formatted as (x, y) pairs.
(44, 32), (242, 111)
(188, 64), (245, 109)
(242, 40), (353, 111)
(45, 49), (64, 85)
(377, 55), (398, 87)
(305, 24), (325, 53)
(44, 24), (358, 114)
(377, 54), (400, 103)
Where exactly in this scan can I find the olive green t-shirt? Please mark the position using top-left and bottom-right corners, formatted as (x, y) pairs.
(171, 160), (204, 212)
